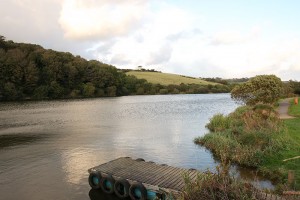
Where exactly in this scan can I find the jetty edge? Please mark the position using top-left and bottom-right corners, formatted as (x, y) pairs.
(87, 157), (199, 200)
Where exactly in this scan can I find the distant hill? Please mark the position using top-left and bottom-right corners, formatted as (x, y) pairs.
(126, 71), (217, 86)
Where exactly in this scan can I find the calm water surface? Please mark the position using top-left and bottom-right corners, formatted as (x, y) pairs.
(0, 94), (272, 200)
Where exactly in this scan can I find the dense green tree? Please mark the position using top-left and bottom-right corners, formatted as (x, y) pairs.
(106, 86), (117, 97)
(159, 89), (168, 94)
(289, 80), (300, 95)
(231, 75), (283, 105)
(33, 86), (49, 99)
(49, 81), (64, 98)
(136, 87), (144, 95)
(3, 82), (18, 100)
(83, 82), (95, 97)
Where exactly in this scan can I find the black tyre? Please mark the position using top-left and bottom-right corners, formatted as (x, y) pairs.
(88, 172), (102, 189)
(129, 182), (147, 200)
(114, 179), (130, 199)
(100, 174), (115, 194)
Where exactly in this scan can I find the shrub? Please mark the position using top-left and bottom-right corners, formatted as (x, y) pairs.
(181, 166), (254, 200)
(231, 75), (283, 105)
(159, 88), (168, 94)
(136, 87), (144, 95)
(197, 104), (289, 168)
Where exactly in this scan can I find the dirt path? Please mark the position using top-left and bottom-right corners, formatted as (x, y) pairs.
(278, 98), (295, 119)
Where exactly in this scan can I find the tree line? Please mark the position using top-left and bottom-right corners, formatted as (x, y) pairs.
(0, 36), (231, 101)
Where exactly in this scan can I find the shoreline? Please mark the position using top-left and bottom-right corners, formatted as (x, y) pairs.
(0, 92), (231, 103)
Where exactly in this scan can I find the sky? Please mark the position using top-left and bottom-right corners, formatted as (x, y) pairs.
(1, 0), (300, 81)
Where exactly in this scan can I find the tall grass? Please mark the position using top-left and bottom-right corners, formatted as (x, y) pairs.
(180, 165), (255, 200)
(205, 114), (231, 132)
(195, 104), (292, 183)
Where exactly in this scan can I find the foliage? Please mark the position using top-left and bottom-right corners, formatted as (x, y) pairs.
(0, 38), (128, 100)
(201, 77), (229, 85)
(225, 77), (250, 84)
(288, 80), (300, 95)
(231, 75), (283, 105)
(196, 105), (287, 166)
(0, 36), (231, 101)
(281, 82), (295, 98)
(181, 166), (254, 200)
(195, 103), (300, 189)
(205, 114), (231, 132)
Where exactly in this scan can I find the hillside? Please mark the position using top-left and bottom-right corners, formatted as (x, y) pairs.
(126, 71), (217, 86)
(0, 36), (231, 101)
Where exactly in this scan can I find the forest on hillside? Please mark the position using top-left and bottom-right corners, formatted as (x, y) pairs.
(0, 36), (232, 101)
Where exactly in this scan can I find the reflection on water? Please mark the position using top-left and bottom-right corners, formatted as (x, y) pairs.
(234, 166), (276, 189)
(0, 94), (273, 200)
(62, 148), (98, 185)
(89, 189), (129, 200)
(0, 134), (50, 149)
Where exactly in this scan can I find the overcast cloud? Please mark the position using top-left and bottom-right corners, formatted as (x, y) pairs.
(0, 0), (300, 80)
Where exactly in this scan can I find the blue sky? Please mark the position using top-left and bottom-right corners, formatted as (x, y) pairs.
(0, 0), (299, 80)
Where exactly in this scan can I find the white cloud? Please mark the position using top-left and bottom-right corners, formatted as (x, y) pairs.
(0, 0), (61, 41)
(0, 1), (300, 80)
(91, 2), (197, 68)
(147, 43), (173, 65)
(59, 0), (148, 41)
(211, 26), (261, 45)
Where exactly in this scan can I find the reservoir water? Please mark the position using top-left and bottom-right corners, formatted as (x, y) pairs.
(0, 94), (272, 200)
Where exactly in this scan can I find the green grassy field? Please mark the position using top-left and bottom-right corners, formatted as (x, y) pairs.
(279, 99), (300, 190)
(257, 101), (300, 190)
(289, 98), (300, 117)
(261, 120), (300, 189)
(126, 71), (217, 85)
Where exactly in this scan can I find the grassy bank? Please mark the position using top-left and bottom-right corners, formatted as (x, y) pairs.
(126, 71), (217, 85)
(195, 103), (300, 191)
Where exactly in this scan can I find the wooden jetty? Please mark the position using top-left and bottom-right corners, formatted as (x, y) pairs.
(88, 157), (198, 199)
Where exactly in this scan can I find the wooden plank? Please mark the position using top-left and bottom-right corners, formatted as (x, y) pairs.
(96, 158), (134, 177)
(175, 170), (197, 191)
(143, 165), (175, 185)
(127, 161), (161, 183)
(150, 165), (179, 186)
(157, 168), (185, 189)
(107, 158), (145, 178)
(166, 169), (189, 190)
(135, 164), (166, 184)
(156, 167), (184, 188)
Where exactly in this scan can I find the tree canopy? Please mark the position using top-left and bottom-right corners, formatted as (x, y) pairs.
(231, 75), (283, 105)
(0, 37), (231, 101)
